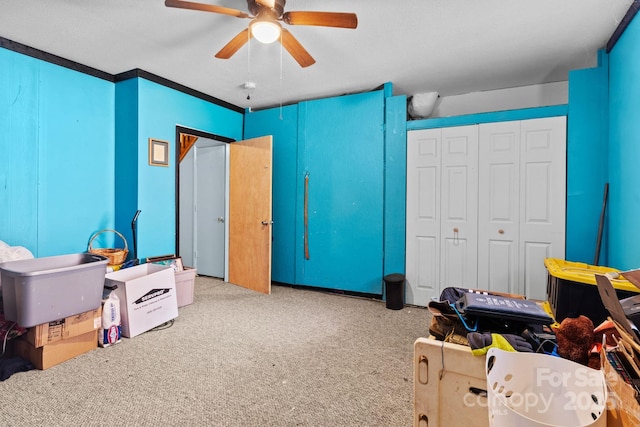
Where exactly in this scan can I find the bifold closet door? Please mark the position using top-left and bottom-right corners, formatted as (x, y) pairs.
(406, 126), (478, 306)
(440, 126), (479, 294)
(519, 117), (566, 300)
(478, 117), (566, 300)
(478, 121), (521, 295)
(406, 128), (441, 305)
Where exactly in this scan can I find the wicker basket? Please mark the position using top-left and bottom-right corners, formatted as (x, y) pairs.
(88, 229), (129, 265)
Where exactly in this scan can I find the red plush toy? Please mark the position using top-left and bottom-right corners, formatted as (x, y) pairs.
(553, 315), (595, 367)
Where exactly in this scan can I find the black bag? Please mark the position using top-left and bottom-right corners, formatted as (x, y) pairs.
(428, 287), (546, 340)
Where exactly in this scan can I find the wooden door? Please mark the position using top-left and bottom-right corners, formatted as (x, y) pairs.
(228, 136), (273, 294)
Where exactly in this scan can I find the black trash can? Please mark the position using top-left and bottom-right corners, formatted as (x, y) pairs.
(384, 273), (405, 310)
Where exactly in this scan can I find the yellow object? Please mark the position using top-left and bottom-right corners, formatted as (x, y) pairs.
(544, 258), (638, 292)
(541, 300), (560, 329)
(470, 333), (518, 356)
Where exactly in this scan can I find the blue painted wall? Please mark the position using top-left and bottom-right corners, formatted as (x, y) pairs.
(1, 47), (243, 261)
(116, 77), (244, 261)
(406, 105), (568, 130)
(244, 104), (299, 284)
(384, 95), (407, 276)
(0, 49), (39, 252)
(0, 48), (114, 257)
(114, 78), (139, 256)
(608, 11), (640, 270)
(567, 52), (610, 265)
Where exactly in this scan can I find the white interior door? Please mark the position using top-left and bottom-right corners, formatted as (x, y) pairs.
(440, 126), (479, 291)
(477, 117), (566, 299)
(478, 121), (521, 294)
(406, 128), (441, 306)
(196, 143), (226, 278)
(519, 117), (566, 299)
(406, 117), (565, 305)
(406, 126), (478, 305)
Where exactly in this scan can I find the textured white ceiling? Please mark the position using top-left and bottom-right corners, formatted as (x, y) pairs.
(0, 0), (634, 110)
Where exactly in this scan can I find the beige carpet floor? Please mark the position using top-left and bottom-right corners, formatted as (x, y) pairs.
(0, 276), (430, 426)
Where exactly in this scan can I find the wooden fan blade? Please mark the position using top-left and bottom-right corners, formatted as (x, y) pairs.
(165, 0), (249, 18)
(282, 11), (358, 29)
(280, 29), (315, 68)
(215, 28), (252, 59)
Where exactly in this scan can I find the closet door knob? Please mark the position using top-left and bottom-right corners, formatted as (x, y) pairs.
(498, 229), (504, 234)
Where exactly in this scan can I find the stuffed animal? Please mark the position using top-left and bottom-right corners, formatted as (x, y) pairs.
(553, 315), (594, 366)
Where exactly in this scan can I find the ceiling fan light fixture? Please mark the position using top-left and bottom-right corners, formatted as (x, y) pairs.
(251, 20), (281, 44)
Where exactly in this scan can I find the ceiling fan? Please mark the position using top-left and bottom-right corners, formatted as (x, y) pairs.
(165, 0), (358, 67)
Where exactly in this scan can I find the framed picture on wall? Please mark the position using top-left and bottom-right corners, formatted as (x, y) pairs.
(149, 138), (169, 166)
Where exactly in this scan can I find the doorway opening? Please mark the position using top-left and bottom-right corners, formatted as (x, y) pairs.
(174, 126), (234, 278)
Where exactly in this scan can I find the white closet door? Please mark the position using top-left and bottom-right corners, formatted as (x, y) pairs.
(406, 129), (441, 306)
(407, 117), (565, 305)
(440, 126), (479, 291)
(478, 121), (521, 294)
(519, 117), (566, 300)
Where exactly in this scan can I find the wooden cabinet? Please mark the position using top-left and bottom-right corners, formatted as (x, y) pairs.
(406, 117), (566, 305)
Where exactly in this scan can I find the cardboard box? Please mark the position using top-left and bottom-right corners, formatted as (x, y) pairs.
(12, 330), (98, 370)
(175, 267), (196, 307)
(25, 307), (101, 347)
(105, 263), (178, 338)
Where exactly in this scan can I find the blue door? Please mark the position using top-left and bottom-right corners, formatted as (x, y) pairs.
(296, 90), (385, 294)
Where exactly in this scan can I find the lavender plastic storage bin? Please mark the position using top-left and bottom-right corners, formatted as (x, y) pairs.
(1, 253), (108, 327)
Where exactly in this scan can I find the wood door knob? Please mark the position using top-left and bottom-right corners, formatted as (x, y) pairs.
(453, 227), (459, 233)
(498, 229), (504, 234)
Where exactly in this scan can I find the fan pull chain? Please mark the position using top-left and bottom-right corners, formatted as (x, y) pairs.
(247, 31), (251, 74)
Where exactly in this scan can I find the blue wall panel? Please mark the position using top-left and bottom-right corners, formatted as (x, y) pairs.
(297, 90), (385, 294)
(566, 53), (610, 265)
(383, 95), (407, 276)
(608, 12), (640, 270)
(0, 49), (39, 252)
(37, 62), (115, 256)
(407, 105), (568, 130)
(244, 105), (299, 284)
(0, 48), (115, 257)
(114, 78), (140, 255)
